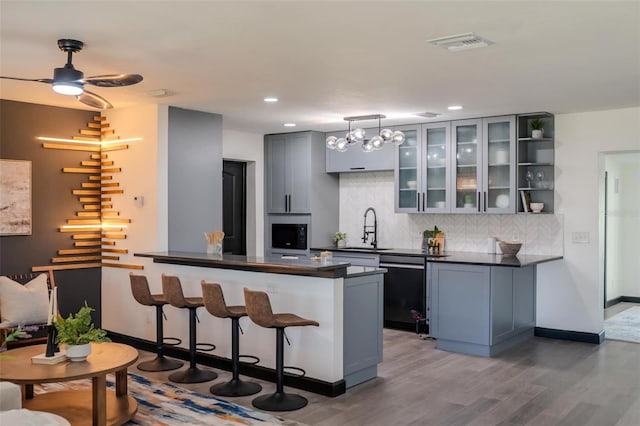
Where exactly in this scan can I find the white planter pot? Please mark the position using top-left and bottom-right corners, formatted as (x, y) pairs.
(65, 343), (91, 362)
(337, 240), (346, 248)
(532, 129), (543, 139)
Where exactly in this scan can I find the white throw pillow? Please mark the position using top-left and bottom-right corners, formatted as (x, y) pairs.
(0, 274), (50, 328)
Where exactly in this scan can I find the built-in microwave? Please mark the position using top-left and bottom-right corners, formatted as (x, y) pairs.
(271, 223), (308, 250)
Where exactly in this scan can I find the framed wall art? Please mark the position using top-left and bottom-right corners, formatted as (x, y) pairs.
(0, 159), (32, 235)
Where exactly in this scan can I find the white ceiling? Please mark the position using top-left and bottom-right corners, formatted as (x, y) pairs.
(1, 1), (639, 134)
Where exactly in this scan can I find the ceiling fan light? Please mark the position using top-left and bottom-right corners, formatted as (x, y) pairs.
(380, 128), (393, 142)
(391, 130), (406, 145)
(326, 136), (338, 149)
(53, 81), (84, 95)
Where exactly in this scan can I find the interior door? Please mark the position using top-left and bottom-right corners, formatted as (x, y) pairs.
(222, 160), (246, 255)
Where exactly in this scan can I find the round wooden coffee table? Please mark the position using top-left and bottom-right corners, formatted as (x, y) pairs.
(0, 342), (138, 426)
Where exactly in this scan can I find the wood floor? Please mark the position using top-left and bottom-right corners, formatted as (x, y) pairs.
(134, 318), (640, 426)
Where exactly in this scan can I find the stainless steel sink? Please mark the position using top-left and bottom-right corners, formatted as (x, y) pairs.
(340, 247), (393, 251)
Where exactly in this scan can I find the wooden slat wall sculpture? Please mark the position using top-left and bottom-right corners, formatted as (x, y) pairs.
(35, 115), (143, 271)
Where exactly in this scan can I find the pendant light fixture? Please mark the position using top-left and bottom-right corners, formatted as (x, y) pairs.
(326, 114), (405, 152)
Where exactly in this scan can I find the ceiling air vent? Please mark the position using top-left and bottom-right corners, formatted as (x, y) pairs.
(427, 33), (493, 52)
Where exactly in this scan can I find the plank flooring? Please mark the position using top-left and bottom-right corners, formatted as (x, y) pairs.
(134, 322), (640, 426)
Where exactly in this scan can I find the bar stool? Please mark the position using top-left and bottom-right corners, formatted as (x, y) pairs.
(129, 273), (183, 372)
(243, 288), (319, 411)
(162, 273), (217, 383)
(201, 281), (262, 397)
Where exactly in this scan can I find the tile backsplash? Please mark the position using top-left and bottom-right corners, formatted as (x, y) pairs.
(338, 171), (563, 255)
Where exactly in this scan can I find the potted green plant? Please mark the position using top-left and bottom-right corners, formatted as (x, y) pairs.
(55, 303), (110, 362)
(333, 231), (347, 248)
(530, 118), (545, 139)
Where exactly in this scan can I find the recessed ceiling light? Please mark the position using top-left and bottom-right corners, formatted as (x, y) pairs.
(264, 97), (278, 103)
(283, 123), (296, 127)
(448, 105), (463, 111)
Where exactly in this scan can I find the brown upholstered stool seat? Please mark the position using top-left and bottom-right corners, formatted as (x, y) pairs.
(162, 274), (217, 384)
(129, 273), (183, 372)
(201, 281), (262, 397)
(243, 288), (319, 412)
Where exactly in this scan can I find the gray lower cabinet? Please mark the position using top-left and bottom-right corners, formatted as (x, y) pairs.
(429, 263), (535, 356)
(343, 273), (384, 387)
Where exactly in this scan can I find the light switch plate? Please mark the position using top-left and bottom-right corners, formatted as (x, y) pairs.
(572, 232), (590, 244)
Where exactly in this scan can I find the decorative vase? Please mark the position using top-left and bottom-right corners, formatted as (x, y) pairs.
(65, 343), (91, 362)
(532, 129), (543, 139)
(337, 239), (346, 248)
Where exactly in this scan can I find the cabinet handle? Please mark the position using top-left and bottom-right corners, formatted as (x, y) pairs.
(288, 194), (292, 212)
(477, 192), (481, 212)
(416, 192), (420, 212)
(285, 194), (288, 212)
(350, 167), (365, 170)
(484, 191), (487, 212)
(423, 192), (426, 211)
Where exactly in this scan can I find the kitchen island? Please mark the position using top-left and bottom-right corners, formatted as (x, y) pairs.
(313, 247), (562, 356)
(132, 251), (385, 395)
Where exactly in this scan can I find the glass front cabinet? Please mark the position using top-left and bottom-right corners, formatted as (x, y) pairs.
(395, 116), (516, 214)
(394, 125), (422, 212)
(451, 116), (516, 214)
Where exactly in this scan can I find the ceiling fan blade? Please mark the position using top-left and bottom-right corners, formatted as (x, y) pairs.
(76, 90), (113, 110)
(0, 76), (53, 84)
(84, 74), (143, 87)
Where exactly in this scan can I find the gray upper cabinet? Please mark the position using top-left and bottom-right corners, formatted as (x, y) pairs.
(265, 132), (312, 213)
(392, 125), (422, 213)
(483, 115), (516, 214)
(325, 127), (395, 173)
(451, 118), (483, 213)
(451, 116), (516, 214)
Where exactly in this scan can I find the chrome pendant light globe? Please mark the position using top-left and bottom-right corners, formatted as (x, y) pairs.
(336, 137), (348, 152)
(370, 135), (384, 150)
(325, 114), (405, 152)
(361, 139), (374, 152)
(326, 135), (338, 150)
(391, 130), (406, 145)
(379, 128), (393, 142)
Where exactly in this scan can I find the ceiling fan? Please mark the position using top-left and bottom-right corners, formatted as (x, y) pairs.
(0, 39), (143, 109)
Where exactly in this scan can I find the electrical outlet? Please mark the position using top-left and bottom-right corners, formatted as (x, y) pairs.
(571, 232), (590, 244)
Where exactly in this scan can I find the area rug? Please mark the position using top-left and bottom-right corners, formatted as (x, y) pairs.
(605, 306), (640, 344)
(34, 372), (305, 426)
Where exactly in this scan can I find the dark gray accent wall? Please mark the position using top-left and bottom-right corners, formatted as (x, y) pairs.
(0, 100), (102, 325)
(168, 106), (223, 252)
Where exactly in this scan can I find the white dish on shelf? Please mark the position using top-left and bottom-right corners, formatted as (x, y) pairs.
(530, 202), (544, 213)
(495, 194), (510, 209)
(406, 180), (417, 189)
(464, 203), (474, 208)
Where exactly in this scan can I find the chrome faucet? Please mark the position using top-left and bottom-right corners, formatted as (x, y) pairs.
(362, 207), (378, 249)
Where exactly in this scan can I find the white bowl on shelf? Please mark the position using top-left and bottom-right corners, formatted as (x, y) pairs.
(530, 202), (544, 213)
(406, 180), (417, 189)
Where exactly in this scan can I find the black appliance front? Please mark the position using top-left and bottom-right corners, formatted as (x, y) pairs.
(271, 223), (308, 250)
(380, 258), (426, 332)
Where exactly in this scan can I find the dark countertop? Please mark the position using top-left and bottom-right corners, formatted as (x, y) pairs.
(312, 247), (562, 267)
(134, 251), (385, 278)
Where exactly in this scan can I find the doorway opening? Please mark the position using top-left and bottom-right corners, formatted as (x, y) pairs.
(602, 151), (640, 343)
(222, 160), (246, 255)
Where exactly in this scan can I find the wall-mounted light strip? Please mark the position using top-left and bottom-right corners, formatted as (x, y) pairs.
(37, 136), (142, 145)
(61, 224), (127, 230)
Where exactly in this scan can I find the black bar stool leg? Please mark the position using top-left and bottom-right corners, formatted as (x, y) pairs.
(210, 317), (262, 397)
(252, 327), (308, 411)
(138, 305), (183, 372)
(169, 307), (217, 383)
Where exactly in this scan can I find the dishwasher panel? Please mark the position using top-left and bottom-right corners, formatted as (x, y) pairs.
(380, 257), (426, 332)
